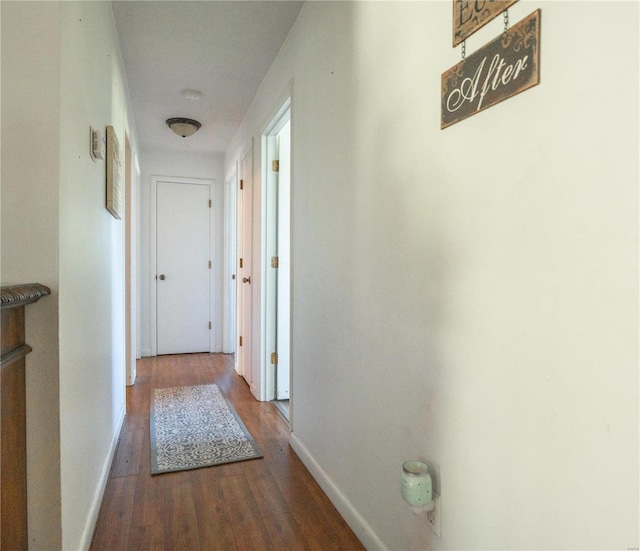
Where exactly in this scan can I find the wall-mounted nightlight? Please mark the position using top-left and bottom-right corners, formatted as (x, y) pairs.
(401, 461), (435, 512)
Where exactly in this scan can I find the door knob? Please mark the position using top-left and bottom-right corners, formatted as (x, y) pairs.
(159, 274), (166, 280)
(243, 276), (251, 284)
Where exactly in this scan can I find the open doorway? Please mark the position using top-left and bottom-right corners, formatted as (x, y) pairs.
(263, 99), (291, 420)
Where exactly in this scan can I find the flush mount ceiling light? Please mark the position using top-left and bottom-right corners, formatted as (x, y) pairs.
(166, 117), (202, 138)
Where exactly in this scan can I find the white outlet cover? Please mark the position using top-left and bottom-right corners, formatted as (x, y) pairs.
(426, 491), (441, 538)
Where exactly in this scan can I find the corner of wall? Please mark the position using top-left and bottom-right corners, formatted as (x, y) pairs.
(289, 432), (388, 551)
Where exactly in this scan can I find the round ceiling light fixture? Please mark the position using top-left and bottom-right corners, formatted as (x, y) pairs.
(166, 117), (202, 138)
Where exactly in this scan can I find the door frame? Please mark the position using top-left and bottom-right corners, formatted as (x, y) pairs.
(259, 83), (293, 411)
(149, 175), (216, 356)
(236, 141), (254, 386)
(223, 167), (237, 354)
(124, 135), (140, 385)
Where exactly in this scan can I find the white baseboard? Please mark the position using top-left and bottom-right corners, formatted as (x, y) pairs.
(289, 432), (388, 551)
(78, 402), (126, 551)
(140, 347), (222, 357)
(250, 382), (261, 401)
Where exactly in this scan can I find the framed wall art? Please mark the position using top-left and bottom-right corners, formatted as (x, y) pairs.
(106, 125), (123, 219)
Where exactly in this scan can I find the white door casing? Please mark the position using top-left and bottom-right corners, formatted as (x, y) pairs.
(125, 137), (136, 385)
(125, 141), (141, 384)
(223, 171), (237, 355)
(263, 134), (278, 400)
(151, 177), (214, 355)
(262, 96), (291, 403)
(237, 143), (254, 386)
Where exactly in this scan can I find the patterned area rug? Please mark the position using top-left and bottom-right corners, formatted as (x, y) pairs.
(150, 384), (262, 475)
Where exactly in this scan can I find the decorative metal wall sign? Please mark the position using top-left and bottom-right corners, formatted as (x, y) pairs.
(441, 9), (540, 129)
(453, 0), (519, 46)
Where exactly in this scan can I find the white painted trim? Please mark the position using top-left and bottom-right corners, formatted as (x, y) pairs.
(258, 79), (294, 137)
(135, 153), (142, 361)
(233, 160), (242, 375)
(150, 175), (216, 355)
(236, 142), (255, 385)
(149, 179), (158, 357)
(78, 402), (126, 551)
(261, 132), (277, 401)
(223, 171), (237, 354)
(125, 137), (137, 386)
(259, 82), (293, 406)
(289, 432), (388, 551)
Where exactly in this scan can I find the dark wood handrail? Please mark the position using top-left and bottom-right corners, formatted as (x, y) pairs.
(1, 283), (51, 309)
(1, 282), (50, 550)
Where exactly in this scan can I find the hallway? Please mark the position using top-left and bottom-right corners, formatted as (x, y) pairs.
(90, 354), (364, 551)
(3, 2), (637, 549)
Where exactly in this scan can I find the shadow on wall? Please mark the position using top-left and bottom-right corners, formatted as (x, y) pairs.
(292, 3), (446, 550)
(349, 3), (447, 547)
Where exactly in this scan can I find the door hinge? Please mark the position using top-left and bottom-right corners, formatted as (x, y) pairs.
(209, 199), (212, 208)
(208, 260), (212, 269)
(232, 274), (236, 280)
(239, 336), (243, 346)
(240, 179), (244, 190)
(209, 321), (212, 330)
(239, 258), (243, 268)
(272, 160), (280, 172)
(271, 352), (278, 365)
(271, 256), (279, 269)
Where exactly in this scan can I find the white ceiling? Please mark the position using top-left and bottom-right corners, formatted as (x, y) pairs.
(111, 1), (304, 154)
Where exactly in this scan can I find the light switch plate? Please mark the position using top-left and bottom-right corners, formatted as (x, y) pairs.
(90, 126), (105, 160)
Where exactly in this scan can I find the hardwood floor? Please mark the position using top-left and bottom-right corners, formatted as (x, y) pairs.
(90, 353), (365, 551)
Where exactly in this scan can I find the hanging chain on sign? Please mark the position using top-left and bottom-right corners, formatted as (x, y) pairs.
(462, 9), (508, 60)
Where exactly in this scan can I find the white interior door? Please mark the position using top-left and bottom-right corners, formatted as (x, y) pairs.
(237, 144), (253, 385)
(156, 180), (211, 355)
(275, 120), (291, 399)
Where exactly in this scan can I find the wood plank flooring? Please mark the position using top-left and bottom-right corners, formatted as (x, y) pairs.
(90, 353), (365, 551)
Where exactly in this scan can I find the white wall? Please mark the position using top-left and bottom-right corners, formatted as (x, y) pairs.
(139, 148), (225, 357)
(1, 3), (63, 548)
(226, 2), (639, 550)
(2, 2), (140, 549)
(58, 3), (139, 549)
